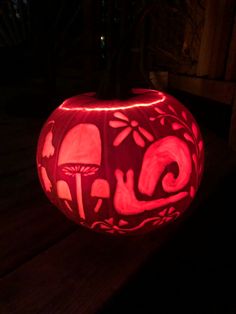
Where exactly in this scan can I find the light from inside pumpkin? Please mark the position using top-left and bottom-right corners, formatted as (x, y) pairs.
(37, 89), (204, 235)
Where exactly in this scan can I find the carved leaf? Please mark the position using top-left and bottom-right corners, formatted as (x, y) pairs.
(184, 133), (194, 144)
(192, 122), (198, 139)
(153, 219), (161, 226)
(155, 107), (165, 114)
(182, 111), (187, 121)
(198, 140), (203, 153)
(190, 186), (195, 198)
(118, 219), (129, 226)
(160, 117), (165, 125)
(199, 163), (203, 175)
(168, 105), (177, 114)
(172, 122), (183, 130)
(158, 208), (168, 217)
(192, 153), (197, 170)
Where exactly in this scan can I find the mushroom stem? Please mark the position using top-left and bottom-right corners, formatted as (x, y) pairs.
(64, 200), (73, 212)
(75, 173), (85, 219)
(94, 198), (103, 213)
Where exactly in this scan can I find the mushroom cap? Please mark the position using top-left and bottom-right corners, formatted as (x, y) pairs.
(57, 180), (72, 201)
(58, 124), (101, 169)
(91, 179), (110, 198)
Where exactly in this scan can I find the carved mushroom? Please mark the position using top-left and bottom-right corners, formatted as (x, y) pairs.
(57, 180), (73, 212)
(58, 124), (101, 220)
(91, 179), (110, 213)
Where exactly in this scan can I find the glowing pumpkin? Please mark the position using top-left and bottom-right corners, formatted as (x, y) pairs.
(36, 89), (204, 235)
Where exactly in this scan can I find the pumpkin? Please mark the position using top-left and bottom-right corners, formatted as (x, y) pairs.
(36, 89), (204, 235)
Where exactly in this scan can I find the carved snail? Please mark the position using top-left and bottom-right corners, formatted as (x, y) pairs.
(114, 136), (191, 215)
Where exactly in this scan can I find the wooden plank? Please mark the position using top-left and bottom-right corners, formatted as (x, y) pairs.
(225, 12), (236, 81)
(0, 188), (76, 277)
(0, 117), (77, 277)
(0, 146), (36, 176)
(0, 121), (41, 156)
(168, 74), (235, 105)
(0, 118), (42, 180)
(208, 0), (236, 79)
(0, 226), (176, 314)
(1, 130), (236, 314)
(229, 92), (236, 151)
(177, 0), (205, 76)
(0, 166), (38, 209)
(196, 0), (217, 76)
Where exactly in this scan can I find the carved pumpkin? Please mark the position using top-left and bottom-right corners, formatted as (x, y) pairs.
(36, 89), (204, 235)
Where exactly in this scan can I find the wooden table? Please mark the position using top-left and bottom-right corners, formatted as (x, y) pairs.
(1, 115), (236, 314)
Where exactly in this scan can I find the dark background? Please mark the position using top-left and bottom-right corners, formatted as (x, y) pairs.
(0, 1), (236, 313)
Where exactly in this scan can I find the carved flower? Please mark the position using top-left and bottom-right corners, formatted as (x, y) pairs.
(97, 218), (128, 234)
(109, 111), (154, 147)
(152, 207), (180, 226)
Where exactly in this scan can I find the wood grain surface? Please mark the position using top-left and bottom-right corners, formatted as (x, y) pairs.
(1, 116), (236, 314)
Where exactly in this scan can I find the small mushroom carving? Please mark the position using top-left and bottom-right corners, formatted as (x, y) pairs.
(91, 179), (110, 213)
(58, 123), (101, 220)
(57, 180), (73, 212)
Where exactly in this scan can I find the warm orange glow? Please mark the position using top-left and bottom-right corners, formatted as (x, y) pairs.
(37, 88), (204, 235)
(59, 90), (166, 111)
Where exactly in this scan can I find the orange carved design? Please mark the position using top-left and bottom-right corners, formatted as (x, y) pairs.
(91, 179), (110, 213)
(58, 124), (101, 220)
(42, 130), (55, 158)
(138, 136), (192, 196)
(90, 207), (180, 234)
(56, 180), (73, 211)
(114, 169), (188, 215)
(40, 166), (52, 192)
(110, 112), (154, 147)
(150, 106), (204, 185)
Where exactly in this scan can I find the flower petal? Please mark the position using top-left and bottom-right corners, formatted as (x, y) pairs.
(113, 127), (132, 146)
(100, 224), (110, 229)
(138, 127), (154, 142)
(159, 208), (168, 217)
(118, 219), (129, 226)
(168, 206), (176, 214)
(133, 130), (145, 147)
(114, 111), (129, 121)
(109, 120), (128, 128)
(106, 217), (114, 225)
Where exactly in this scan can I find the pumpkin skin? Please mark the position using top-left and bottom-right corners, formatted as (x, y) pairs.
(36, 89), (204, 235)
